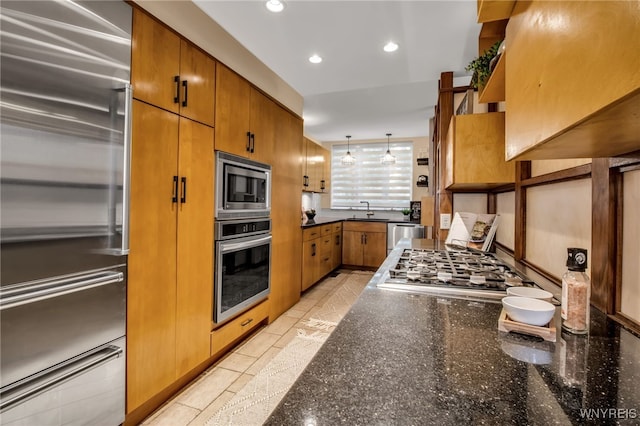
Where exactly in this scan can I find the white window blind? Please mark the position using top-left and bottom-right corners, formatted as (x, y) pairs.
(331, 141), (413, 210)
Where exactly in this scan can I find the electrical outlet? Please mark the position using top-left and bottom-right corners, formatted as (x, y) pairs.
(440, 213), (451, 230)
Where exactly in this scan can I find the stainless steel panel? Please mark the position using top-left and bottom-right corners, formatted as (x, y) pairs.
(0, 0), (133, 273)
(0, 266), (126, 387)
(0, 337), (125, 426)
(387, 222), (425, 253)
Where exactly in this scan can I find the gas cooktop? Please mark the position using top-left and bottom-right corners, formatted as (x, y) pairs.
(378, 248), (538, 300)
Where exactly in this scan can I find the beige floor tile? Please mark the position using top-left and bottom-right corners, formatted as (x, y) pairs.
(235, 330), (281, 358)
(216, 352), (257, 373)
(262, 314), (298, 335)
(227, 372), (254, 393)
(142, 402), (199, 426)
(272, 327), (300, 348)
(176, 367), (241, 410)
(301, 305), (322, 320)
(245, 346), (281, 375)
(283, 308), (307, 319)
(188, 391), (235, 426)
(290, 297), (316, 312)
(301, 288), (329, 302)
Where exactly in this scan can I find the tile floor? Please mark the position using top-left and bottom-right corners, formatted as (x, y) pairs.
(141, 270), (356, 426)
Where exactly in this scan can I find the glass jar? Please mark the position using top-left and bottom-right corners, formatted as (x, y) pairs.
(561, 248), (590, 334)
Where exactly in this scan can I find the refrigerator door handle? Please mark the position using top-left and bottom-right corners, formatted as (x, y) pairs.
(0, 271), (124, 311)
(120, 83), (133, 255)
(0, 344), (123, 412)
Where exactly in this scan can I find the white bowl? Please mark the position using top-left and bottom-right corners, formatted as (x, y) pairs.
(502, 296), (555, 326)
(506, 286), (553, 301)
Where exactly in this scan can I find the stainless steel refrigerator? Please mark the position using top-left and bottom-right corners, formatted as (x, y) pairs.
(0, 1), (132, 424)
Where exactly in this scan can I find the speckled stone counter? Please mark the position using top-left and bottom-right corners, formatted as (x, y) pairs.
(266, 240), (640, 425)
(300, 217), (345, 228)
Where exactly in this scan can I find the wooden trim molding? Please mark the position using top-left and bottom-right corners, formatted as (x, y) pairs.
(590, 158), (618, 314)
(514, 161), (530, 261)
(520, 163), (592, 188)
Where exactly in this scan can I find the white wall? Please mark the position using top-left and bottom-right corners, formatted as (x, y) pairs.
(621, 169), (640, 322)
(526, 179), (592, 279)
(496, 191), (515, 250)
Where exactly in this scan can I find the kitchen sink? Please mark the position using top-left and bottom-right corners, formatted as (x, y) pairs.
(345, 218), (389, 222)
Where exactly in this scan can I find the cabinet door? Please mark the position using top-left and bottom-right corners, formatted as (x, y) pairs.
(270, 108), (303, 318)
(342, 230), (364, 266)
(302, 238), (320, 291)
(131, 9), (180, 114)
(332, 232), (342, 270)
(214, 64), (251, 157)
(127, 101), (179, 411)
(175, 118), (214, 377)
(178, 40), (216, 127)
(248, 88), (276, 164)
(362, 232), (387, 268)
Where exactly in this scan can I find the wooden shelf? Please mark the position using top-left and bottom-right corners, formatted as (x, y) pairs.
(479, 19), (507, 53)
(508, 88), (640, 160)
(479, 52), (505, 103)
(477, 0), (516, 23)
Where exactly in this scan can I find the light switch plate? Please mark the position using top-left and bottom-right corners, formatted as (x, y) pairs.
(440, 213), (451, 230)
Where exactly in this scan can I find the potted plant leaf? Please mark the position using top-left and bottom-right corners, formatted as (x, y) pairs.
(401, 208), (412, 221)
(465, 40), (502, 90)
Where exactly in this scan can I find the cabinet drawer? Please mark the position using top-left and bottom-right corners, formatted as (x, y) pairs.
(332, 222), (343, 233)
(302, 226), (321, 241)
(210, 300), (269, 356)
(320, 225), (333, 236)
(320, 235), (332, 254)
(342, 221), (387, 233)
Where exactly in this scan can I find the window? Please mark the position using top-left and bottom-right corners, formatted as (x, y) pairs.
(331, 141), (413, 209)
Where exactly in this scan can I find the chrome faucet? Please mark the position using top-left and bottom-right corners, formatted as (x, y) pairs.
(360, 201), (374, 218)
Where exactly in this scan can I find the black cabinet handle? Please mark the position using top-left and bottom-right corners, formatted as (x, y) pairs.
(172, 176), (178, 203)
(250, 133), (255, 153)
(173, 76), (180, 103)
(303, 175), (309, 187)
(311, 243), (316, 257)
(180, 177), (187, 204)
(181, 80), (188, 107)
(246, 131), (251, 152)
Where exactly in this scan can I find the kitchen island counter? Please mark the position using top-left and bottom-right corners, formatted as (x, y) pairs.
(265, 240), (640, 425)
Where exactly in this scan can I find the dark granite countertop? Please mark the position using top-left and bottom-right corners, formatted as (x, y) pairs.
(266, 240), (640, 425)
(301, 217), (421, 228)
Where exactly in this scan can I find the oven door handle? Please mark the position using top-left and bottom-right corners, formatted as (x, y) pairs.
(220, 235), (272, 253)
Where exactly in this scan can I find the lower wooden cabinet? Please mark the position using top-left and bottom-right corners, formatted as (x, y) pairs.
(342, 222), (387, 268)
(210, 300), (270, 356)
(301, 222), (342, 291)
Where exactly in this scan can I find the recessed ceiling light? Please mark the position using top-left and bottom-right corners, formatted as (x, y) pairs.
(383, 41), (399, 52)
(265, 0), (285, 13)
(309, 54), (322, 64)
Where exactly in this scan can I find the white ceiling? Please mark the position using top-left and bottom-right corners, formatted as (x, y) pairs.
(194, 0), (481, 143)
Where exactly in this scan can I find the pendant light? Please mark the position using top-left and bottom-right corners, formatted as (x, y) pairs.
(341, 135), (355, 165)
(381, 133), (396, 165)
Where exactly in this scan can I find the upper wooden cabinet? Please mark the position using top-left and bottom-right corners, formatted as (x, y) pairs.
(477, 0), (516, 23)
(131, 9), (215, 127)
(505, 0), (640, 160)
(444, 112), (514, 191)
(302, 138), (329, 192)
(214, 64), (278, 163)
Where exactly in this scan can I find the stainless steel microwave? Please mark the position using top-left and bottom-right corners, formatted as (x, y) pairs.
(215, 151), (271, 220)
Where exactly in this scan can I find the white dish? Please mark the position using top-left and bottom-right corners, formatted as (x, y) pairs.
(502, 296), (555, 326)
(506, 286), (553, 301)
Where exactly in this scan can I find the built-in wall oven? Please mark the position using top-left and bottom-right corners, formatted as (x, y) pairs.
(215, 151), (271, 220)
(214, 218), (271, 326)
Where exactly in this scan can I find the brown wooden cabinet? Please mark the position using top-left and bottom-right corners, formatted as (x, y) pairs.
(269, 106), (304, 319)
(331, 222), (343, 270)
(444, 112), (514, 191)
(214, 64), (278, 163)
(302, 138), (329, 192)
(342, 221), (387, 268)
(127, 100), (214, 412)
(504, 0), (640, 160)
(131, 9), (215, 127)
(301, 222), (342, 291)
